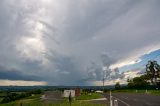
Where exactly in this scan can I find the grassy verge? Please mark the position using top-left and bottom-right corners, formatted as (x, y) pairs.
(76, 93), (103, 100)
(112, 89), (160, 95)
(0, 93), (106, 106)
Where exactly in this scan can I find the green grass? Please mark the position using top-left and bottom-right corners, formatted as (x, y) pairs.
(112, 89), (160, 95)
(147, 90), (160, 95)
(76, 93), (103, 100)
(0, 98), (3, 102)
(0, 92), (5, 103)
(0, 92), (5, 96)
(0, 93), (106, 106)
(17, 100), (106, 106)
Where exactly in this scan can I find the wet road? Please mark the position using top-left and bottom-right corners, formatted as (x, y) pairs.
(104, 93), (160, 106)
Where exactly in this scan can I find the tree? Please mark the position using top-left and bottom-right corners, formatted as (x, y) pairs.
(115, 82), (121, 90)
(127, 76), (149, 89)
(146, 60), (160, 86)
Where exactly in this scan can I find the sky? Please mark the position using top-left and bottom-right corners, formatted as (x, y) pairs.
(0, 0), (160, 86)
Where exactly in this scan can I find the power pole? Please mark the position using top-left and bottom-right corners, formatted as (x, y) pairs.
(102, 70), (105, 92)
(110, 90), (112, 106)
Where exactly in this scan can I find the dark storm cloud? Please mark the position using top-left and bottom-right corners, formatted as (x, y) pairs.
(0, 0), (160, 85)
(42, 53), (87, 85)
(63, 0), (139, 41)
(0, 66), (42, 81)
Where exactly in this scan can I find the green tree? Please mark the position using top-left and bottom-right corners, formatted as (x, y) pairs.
(115, 82), (121, 90)
(146, 60), (160, 85)
(127, 75), (149, 89)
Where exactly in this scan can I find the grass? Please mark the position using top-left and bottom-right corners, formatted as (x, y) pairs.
(0, 93), (106, 106)
(112, 89), (160, 95)
(76, 93), (103, 100)
(17, 100), (106, 106)
(146, 90), (160, 95)
(0, 98), (3, 102)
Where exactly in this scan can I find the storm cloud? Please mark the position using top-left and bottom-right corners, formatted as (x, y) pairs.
(0, 66), (42, 81)
(0, 0), (160, 85)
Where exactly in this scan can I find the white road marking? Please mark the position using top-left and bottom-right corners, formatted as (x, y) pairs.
(112, 96), (130, 106)
(145, 102), (152, 106)
(124, 97), (129, 100)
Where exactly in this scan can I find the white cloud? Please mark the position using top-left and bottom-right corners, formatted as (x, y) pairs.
(16, 36), (46, 61)
(111, 44), (160, 69)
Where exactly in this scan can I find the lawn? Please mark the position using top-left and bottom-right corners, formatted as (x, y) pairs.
(0, 93), (106, 106)
(76, 93), (103, 100)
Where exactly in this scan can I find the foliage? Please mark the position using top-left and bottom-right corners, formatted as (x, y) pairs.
(127, 60), (160, 89)
(115, 82), (121, 90)
(146, 60), (160, 85)
(127, 75), (149, 89)
(1, 89), (43, 103)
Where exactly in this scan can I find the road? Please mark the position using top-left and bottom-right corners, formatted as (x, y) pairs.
(41, 91), (63, 102)
(104, 93), (160, 106)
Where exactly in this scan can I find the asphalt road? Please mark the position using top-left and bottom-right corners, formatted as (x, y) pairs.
(104, 93), (160, 106)
(41, 91), (63, 102)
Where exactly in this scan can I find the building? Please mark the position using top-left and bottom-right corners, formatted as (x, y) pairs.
(63, 90), (75, 97)
(75, 88), (81, 96)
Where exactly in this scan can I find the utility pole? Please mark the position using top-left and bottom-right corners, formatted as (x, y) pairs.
(110, 90), (112, 106)
(102, 70), (105, 92)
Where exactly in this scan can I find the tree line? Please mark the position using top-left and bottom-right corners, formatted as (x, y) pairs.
(115, 60), (160, 90)
(1, 89), (42, 103)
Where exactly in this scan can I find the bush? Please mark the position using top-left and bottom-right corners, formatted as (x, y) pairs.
(1, 89), (43, 103)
